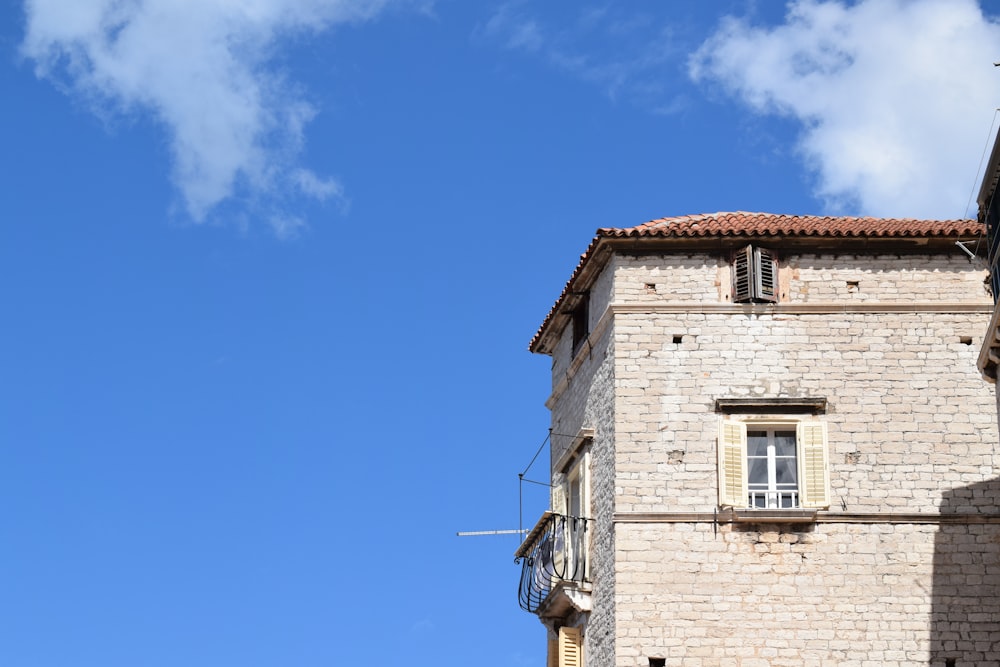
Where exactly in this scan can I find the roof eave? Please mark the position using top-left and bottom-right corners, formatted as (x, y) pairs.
(528, 229), (983, 356)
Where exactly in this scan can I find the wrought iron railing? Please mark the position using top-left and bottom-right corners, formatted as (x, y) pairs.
(515, 512), (591, 613)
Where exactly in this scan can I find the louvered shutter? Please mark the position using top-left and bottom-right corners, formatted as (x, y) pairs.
(547, 636), (559, 667)
(718, 420), (748, 507)
(797, 421), (830, 508)
(755, 247), (778, 303)
(732, 245), (753, 302)
(558, 626), (583, 667)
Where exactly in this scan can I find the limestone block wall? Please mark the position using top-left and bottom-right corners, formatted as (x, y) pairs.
(548, 316), (617, 666)
(785, 255), (990, 303)
(613, 519), (1000, 667)
(613, 310), (997, 514)
(614, 255), (724, 303)
(550, 253), (616, 384)
(611, 252), (990, 305)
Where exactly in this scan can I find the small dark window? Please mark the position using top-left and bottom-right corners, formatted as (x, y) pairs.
(732, 245), (778, 303)
(571, 292), (590, 353)
(945, 659), (956, 667)
(672, 335), (684, 344)
(649, 659), (666, 667)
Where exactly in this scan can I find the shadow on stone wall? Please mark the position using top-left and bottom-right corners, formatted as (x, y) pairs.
(930, 476), (1000, 666)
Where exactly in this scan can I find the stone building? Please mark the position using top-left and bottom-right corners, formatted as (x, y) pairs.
(516, 212), (1000, 667)
(978, 130), (1000, 399)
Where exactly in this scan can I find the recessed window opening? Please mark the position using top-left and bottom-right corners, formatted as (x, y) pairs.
(672, 335), (684, 344)
(945, 659), (957, 667)
(649, 658), (666, 667)
(960, 336), (973, 345)
(732, 245), (777, 303)
(847, 280), (860, 291)
(644, 282), (657, 293)
(571, 292), (590, 354)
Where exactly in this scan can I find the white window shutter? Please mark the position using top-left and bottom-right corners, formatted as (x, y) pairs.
(732, 245), (753, 302)
(797, 421), (830, 508)
(551, 484), (567, 515)
(558, 626), (583, 667)
(755, 247), (778, 303)
(718, 420), (748, 507)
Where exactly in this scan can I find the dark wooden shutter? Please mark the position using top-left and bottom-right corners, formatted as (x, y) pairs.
(755, 247), (778, 302)
(732, 245), (753, 302)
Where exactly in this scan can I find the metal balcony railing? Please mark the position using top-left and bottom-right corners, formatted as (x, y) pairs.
(515, 512), (591, 613)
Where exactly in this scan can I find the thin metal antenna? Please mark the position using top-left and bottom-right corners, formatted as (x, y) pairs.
(456, 431), (551, 539)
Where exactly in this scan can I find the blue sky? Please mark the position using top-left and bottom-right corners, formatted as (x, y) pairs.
(3, 1), (1000, 665)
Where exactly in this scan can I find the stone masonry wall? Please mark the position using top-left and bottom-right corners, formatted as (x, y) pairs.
(550, 253), (617, 386)
(614, 520), (1000, 666)
(613, 310), (997, 514)
(612, 253), (990, 305)
(548, 266), (617, 666)
(786, 254), (990, 303)
(605, 250), (998, 666)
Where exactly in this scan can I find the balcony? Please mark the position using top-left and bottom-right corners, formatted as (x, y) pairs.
(515, 512), (592, 616)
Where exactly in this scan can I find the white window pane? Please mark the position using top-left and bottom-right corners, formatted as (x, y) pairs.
(774, 431), (796, 456)
(747, 457), (769, 484)
(747, 431), (768, 456)
(774, 458), (798, 485)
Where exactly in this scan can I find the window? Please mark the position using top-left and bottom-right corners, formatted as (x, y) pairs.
(732, 244), (777, 303)
(747, 428), (798, 508)
(552, 445), (590, 519)
(550, 437), (591, 585)
(718, 419), (830, 509)
(571, 292), (590, 353)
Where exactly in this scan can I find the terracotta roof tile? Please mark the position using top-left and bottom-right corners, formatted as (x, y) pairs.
(603, 211), (981, 238)
(530, 212), (984, 353)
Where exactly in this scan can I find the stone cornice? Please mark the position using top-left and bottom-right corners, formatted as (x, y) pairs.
(611, 302), (992, 315)
(615, 511), (1000, 525)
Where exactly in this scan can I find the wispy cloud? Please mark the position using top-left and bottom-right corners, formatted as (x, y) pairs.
(20, 0), (411, 235)
(690, 0), (1000, 219)
(480, 2), (687, 110)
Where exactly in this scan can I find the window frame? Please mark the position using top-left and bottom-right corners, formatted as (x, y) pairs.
(746, 426), (799, 509)
(718, 418), (830, 510)
(551, 433), (592, 585)
(552, 431), (592, 519)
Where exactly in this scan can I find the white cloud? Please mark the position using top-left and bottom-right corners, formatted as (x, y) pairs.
(690, 0), (1000, 219)
(20, 0), (404, 231)
(480, 3), (686, 110)
(292, 168), (344, 201)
